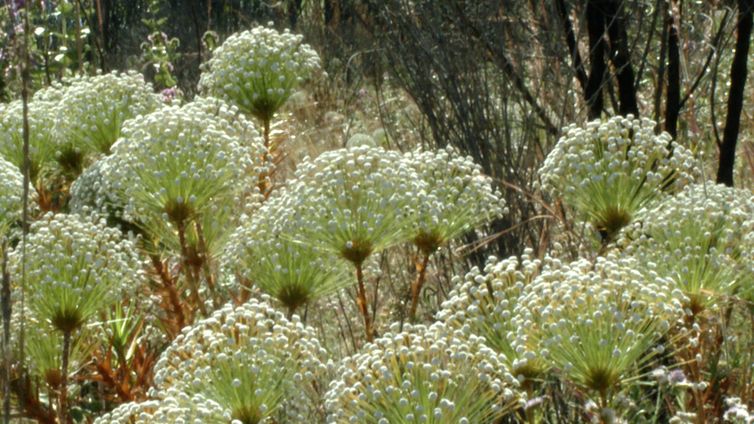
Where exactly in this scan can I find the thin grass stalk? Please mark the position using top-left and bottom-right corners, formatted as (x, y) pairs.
(1, 239), (10, 424)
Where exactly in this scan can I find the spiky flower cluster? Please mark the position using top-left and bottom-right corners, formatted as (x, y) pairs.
(55, 71), (161, 155)
(0, 98), (59, 182)
(438, 250), (546, 379)
(198, 24), (321, 121)
(68, 154), (127, 222)
(10, 213), (144, 333)
(621, 183), (754, 312)
(404, 146), (506, 253)
(539, 115), (698, 240)
(516, 255), (686, 408)
(221, 191), (349, 315)
(0, 156), (25, 234)
(149, 298), (329, 423)
(288, 146), (423, 265)
(325, 322), (523, 423)
(107, 101), (266, 252)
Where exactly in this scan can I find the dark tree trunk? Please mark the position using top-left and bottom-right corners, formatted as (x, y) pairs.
(555, 0), (588, 91)
(717, 0), (753, 186)
(665, 0), (681, 138)
(585, 0), (608, 119)
(289, 0), (303, 28)
(603, 0), (639, 116)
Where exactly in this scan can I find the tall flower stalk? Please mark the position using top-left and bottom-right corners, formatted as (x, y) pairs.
(404, 146), (506, 320)
(9, 213), (143, 421)
(287, 146), (422, 342)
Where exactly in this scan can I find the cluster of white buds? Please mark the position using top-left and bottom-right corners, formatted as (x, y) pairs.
(0, 97), (59, 182)
(9, 213), (145, 334)
(325, 322), (524, 423)
(403, 146), (507, 254)
(437, 249), (546, 379)
(149, 298), (329, 423)
(620, 183), (754, 313)
(55, 71), (161, 155)
(0, 156), (25, 234)
(538, 115), (698, 241)
(287, 146), (423, 265)
(516, 254), (686, 408)
(220, 190), (349, 315)
(103, 100), (266, 254)
(198, 24), (321, 122)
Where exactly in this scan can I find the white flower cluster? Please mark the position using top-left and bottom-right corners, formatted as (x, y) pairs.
(723, 397), (754, 423)
(287, 146), (423, 265)
(68, 154), (127, 222)
(145, 298), (329, 423)
(516, 255), (686, 400)
(102, 100), (266, 252)
(93, 389), (228, 423)
(437, 249), (545, 379)
(620, 183), (754, 312)
(0, 156), (25, 234)
(198, 24), (321, 121)
(539, 115), (698, 240)
(220, 190), (348, 314)
(404, 146), (507, 253)
(9, 213), (145, 332)
(55, 71), (161, 155)
(0, 97), (59, 181)
(325, 322), (523, 423)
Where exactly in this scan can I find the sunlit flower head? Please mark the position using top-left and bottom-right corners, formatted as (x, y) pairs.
(516, 255), (686, 409)
(198, 24), (321, 122)
(620, 183), (754, 312)
(151, 298), (329, 422)
(539, 115), (699, 241)
(404, 146), (507, 253)
(9, 213), (145, 333)
(55, 71), (161, 156)
(438, 249), (546, 379)
(286, 146), (423, 265)
(325, 322), (524, 423)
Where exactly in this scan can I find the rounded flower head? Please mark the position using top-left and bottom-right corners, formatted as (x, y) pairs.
(9, 213), (145, 333)
(55, 71), (161, 155)
(198, 24), (321, 121)
(0, 98), (59, 182)
(621, 183), (754, 312)
(438, 249), (546, 379)
(325, 322), (524, 423)
(68, 154), (129, 223)
(288, 146), (423, 265)
(0, 156), (25, 235)
(151, 298), (329, 423)
(404, 146), (506, 253)
(221, 190), (350, 315)
(108, 101), (266, 254)
(539, 115), (699, 241)
(516, 255), (686, 407)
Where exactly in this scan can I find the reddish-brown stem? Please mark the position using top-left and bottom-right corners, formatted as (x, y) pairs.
(408, 253), (431, 321)
(58, 330), (71, 424)
(177, 222), (207, 317)
(354, 262), (373, 343)
(150, 255), (186, 332)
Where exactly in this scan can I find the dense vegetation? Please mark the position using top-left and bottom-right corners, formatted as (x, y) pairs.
(0, 1), (752, 423)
